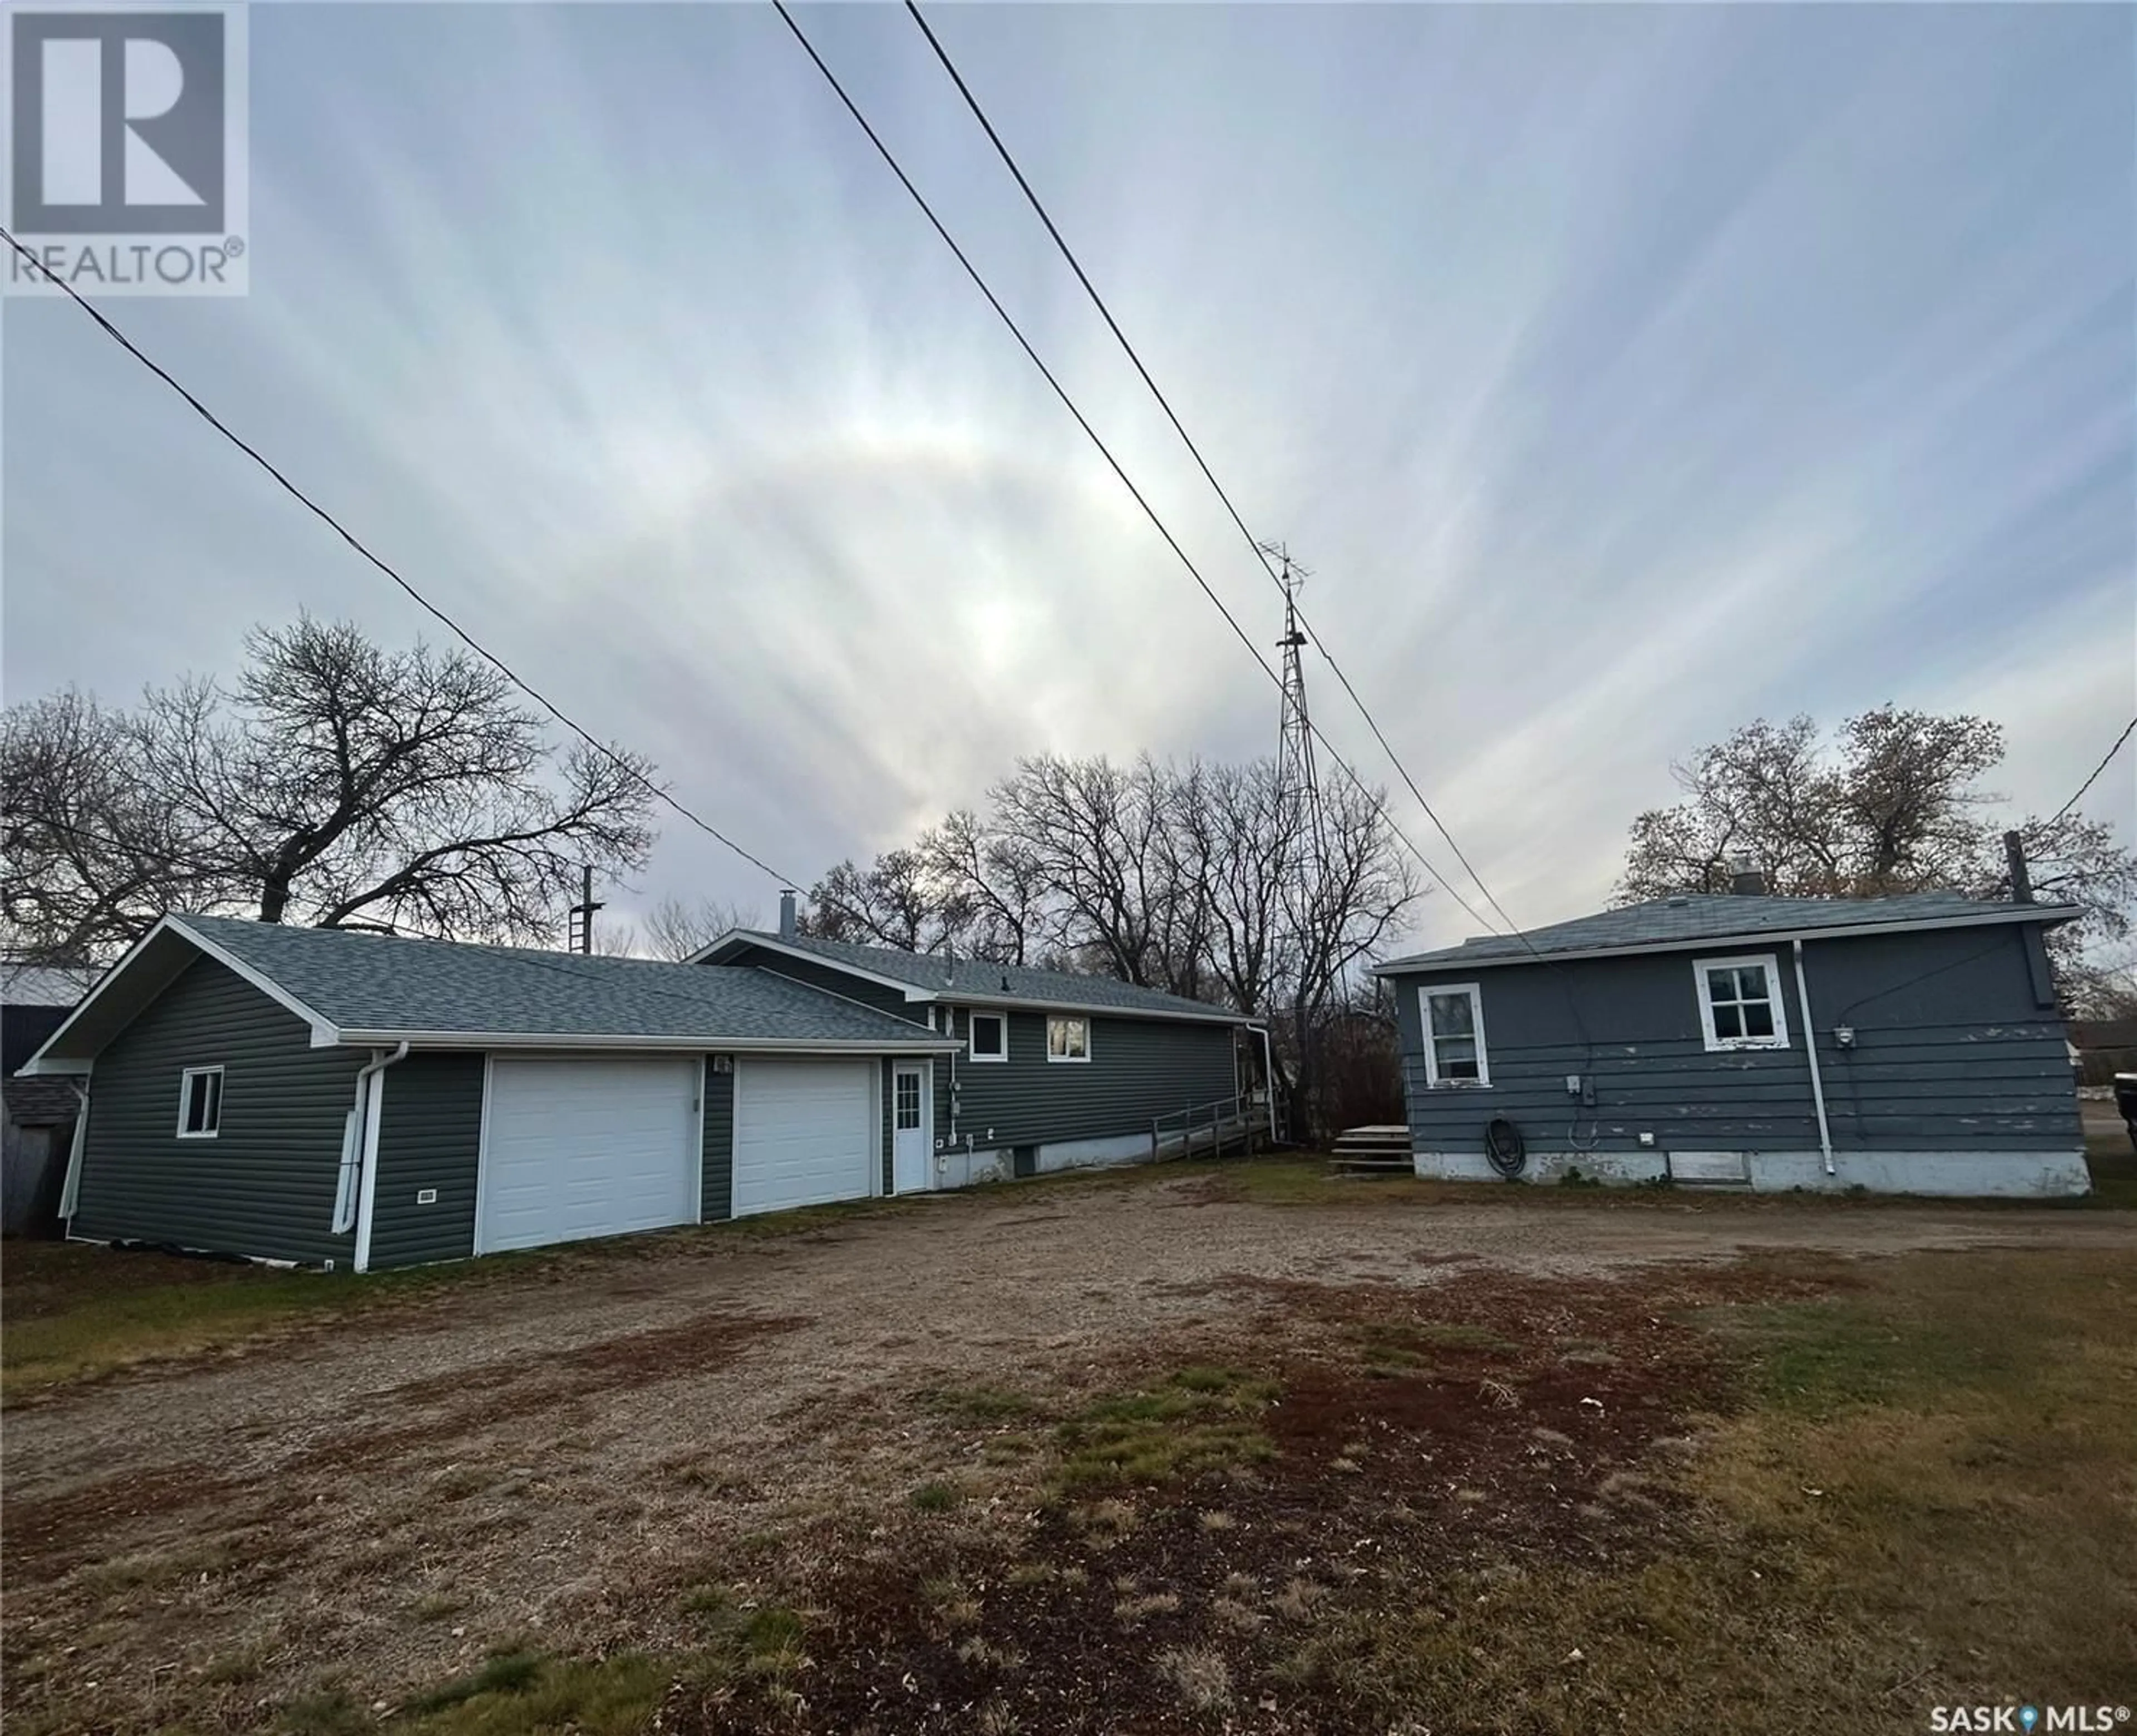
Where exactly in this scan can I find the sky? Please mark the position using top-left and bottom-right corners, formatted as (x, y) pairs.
(4, 1), (2133, 954)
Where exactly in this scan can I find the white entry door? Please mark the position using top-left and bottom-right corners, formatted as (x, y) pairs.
(892, 1062), (931, 1194)
(731, 1057), (877, 1216)
(480, 1056), (700, 1254)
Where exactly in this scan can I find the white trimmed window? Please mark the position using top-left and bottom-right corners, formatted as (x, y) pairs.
(1695, 954), (1789, 1050)
(177, 1066), (224, 1138)
(968, 1010), (1008, 1063)
(1046, 1015), (1090, 1063)
(1420, 985), (1489, 1087)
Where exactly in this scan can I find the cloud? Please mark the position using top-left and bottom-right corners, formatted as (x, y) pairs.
(4, 3), (2129, 952)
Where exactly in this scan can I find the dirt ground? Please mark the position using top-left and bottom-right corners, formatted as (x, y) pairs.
(6, 1170), (2136, 1734)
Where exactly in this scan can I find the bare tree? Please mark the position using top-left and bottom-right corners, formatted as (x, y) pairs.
(1619, 706), (2135, 1000)
(920, 810), (1046, 965)
(1197, 757), (1304, 1017)
(2, 616), (659, 956)
(641, 894), (757, 961)
(1272, 775), (1423, 1137)
(2, 691), (210, 962)
(802, 850), (966, 952)
(986, 754), (1176, 988)
(792, 749), (1425, 1138)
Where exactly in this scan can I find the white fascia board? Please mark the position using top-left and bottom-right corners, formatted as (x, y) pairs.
(1374, 906), (2086, 976)
(331, 1028), (963, 1054)
(21, 915), (339, 1070)
(16, 1054), (93, 1076)
(941, 993), (1253, 1026)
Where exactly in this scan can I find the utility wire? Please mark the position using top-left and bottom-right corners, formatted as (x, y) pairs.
(902, 0), (1529, 943)
(772, 1), (1505, 943)
(1, 225), (805, 899)
(2049, 714), (2137, 826)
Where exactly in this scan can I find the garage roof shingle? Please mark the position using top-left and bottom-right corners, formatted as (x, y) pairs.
(176, 915), (955, 1047)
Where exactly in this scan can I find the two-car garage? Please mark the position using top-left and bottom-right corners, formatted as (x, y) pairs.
(475, 1054), (882, 1252)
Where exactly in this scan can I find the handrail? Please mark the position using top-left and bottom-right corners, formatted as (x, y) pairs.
(1150, 1092), (1264, 1163)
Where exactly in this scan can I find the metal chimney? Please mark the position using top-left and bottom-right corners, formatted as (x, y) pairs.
(779, 890), (798, 939)
(2003, 831), (2033, 903)
(1726, 855), (1767, 897)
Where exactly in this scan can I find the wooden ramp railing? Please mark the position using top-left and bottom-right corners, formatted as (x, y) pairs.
(1151, 1093), (1269, 1163)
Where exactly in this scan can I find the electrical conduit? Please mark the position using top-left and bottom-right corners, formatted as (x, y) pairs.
(1791, 940), (1837, 1178)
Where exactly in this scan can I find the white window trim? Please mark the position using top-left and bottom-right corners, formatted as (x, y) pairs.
(1419, 984), (1490, 1088)
(966, 1007), (1009, 1064)
(176, 1064), (224, 1138)
(1693, 952), (1790, 1051)
(1046, 1014), (1091, 1064)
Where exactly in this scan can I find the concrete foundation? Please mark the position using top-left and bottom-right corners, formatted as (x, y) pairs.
(1411, 1147), (2092, 1197)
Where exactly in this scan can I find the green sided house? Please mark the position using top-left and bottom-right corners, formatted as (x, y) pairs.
(22, 908), (1255, 1271)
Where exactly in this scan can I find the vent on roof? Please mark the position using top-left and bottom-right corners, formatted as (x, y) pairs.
(1666, 896), (1691, 908)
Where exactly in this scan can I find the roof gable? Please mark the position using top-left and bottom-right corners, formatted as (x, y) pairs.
(1378, 892), (2081, 974)
(697, 931), (1250, 1024)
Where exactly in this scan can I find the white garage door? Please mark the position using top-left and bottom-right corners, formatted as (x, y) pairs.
(732, 1058), (876, 1217)
(480, 1057), (700, 1253)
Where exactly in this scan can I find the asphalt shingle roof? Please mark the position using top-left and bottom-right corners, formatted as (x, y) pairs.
(176, 915), (956, 1047)
(733, 932), (1248, 1022)
(1378, 892), (2080, 973)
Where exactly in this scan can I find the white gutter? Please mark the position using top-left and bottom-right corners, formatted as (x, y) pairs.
(56, 1079), (91, 1220)
(319, 1029), (963, 1054)
(346, 1042), (408, 1270)
(1791, 940), (1836, 1178)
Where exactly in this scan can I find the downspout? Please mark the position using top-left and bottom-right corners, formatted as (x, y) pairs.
(1791, 940), (1836, 1178)
(1256, 1026), (1277, 1143)
(57, 1080), (91, 1222)
(338, 1042), (408, 1270)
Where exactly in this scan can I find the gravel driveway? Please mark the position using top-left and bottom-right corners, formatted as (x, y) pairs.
(7, 1171), (2134, 1729)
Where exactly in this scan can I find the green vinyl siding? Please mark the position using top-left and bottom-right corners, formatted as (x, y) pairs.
(882, 1057), (895, 1193)
(367, 1052), (484, 1270)
(72, 955), (362, 1265)
(703, 1059), (733, 1221)
(937, 1008), (1239, 1150)
(717, 945), (924, 1023)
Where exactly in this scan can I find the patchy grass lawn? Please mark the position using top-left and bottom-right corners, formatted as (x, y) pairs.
(0, 1242), (387, 1397)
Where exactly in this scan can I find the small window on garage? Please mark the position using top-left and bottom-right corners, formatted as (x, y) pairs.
(895, 1068), (922, 1130)
(1046, 1015), (1090, 1062)
(177, 1065), (224, 1138)
(1420, 985), (1489, 1087)
(1695, 953), (1789, 1051)
(968, 1010), (1007, 1062)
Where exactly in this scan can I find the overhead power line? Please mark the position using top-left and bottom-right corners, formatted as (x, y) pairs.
(772, 1), (1506, 941)
(2049, 714), (2137, 826)
(1, 224), (804, 899)
(900, 0), (1529, 943)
